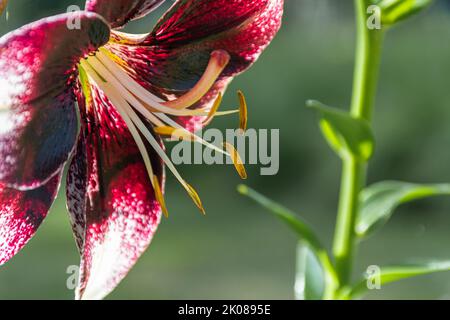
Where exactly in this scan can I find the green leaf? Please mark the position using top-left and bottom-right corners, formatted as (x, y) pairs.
(295, 242), (325, 300)
(349, 260), (450, 299)
(356, 181), (450, 238)
(237, 184), (338, 298)
(307, 100), (375, 162)
(378, 0), (433, 25)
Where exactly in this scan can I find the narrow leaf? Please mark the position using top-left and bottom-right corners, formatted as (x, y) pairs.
(356, 181), (450, 238)
(307, 100), (374, 162)
(238, 184), (323, 251)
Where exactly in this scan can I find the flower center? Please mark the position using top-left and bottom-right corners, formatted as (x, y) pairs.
(78, 48), (247, 217)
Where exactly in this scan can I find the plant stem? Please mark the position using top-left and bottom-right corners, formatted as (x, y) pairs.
(332, 0), (384, 290)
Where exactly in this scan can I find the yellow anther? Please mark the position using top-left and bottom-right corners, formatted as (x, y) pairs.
(238, 90), (248, 133)
(223, 142), (248, 180)
(164, 50), (230, 110)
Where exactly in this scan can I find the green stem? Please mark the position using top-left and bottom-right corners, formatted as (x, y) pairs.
(350, 1), (384, 121)
(332, 0), (384, 290)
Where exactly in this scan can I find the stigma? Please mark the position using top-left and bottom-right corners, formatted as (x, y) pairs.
(78, 48), (248, 217)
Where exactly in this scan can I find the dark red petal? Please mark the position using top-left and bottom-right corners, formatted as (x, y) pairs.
(0, 171), (62, 265)
(0, 12), (110, 189)
(106, 0), (283, 130)
(86, 0), (166, 28)
(67, 82), (163, 300)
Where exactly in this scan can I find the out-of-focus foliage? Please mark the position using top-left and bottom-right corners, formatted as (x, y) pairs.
(1, 0), (450, 299)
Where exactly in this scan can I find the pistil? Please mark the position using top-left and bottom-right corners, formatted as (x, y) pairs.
(78, 47), (248, 216)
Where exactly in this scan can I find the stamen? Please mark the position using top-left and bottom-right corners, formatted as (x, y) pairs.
(0, 0), (8, 16)
(238, 90), (248, 133)
(85, 55), (233, 159)
(163, 50), (231, 110)
(109, 31), (148, 45)
(185, 183), (206, 215)
(77, 65), (93, 110)
(223, 142), (248, 180)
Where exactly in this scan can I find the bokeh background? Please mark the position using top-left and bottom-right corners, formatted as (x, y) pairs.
(1, 0), (450, 300)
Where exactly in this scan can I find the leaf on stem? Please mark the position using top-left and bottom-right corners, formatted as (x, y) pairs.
(349, 260), (450, 299)
(306, 100), (375, 162)
(356, 181), (450, 238)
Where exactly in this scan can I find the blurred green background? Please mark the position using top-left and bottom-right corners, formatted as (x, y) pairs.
(1, 0), (450, 300)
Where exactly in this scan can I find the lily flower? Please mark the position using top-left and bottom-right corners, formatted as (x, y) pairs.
(0, 0), (283, 299)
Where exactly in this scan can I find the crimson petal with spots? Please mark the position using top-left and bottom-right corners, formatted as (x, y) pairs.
(0, 12), (110, 189)
(67, 82), (163, 300)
